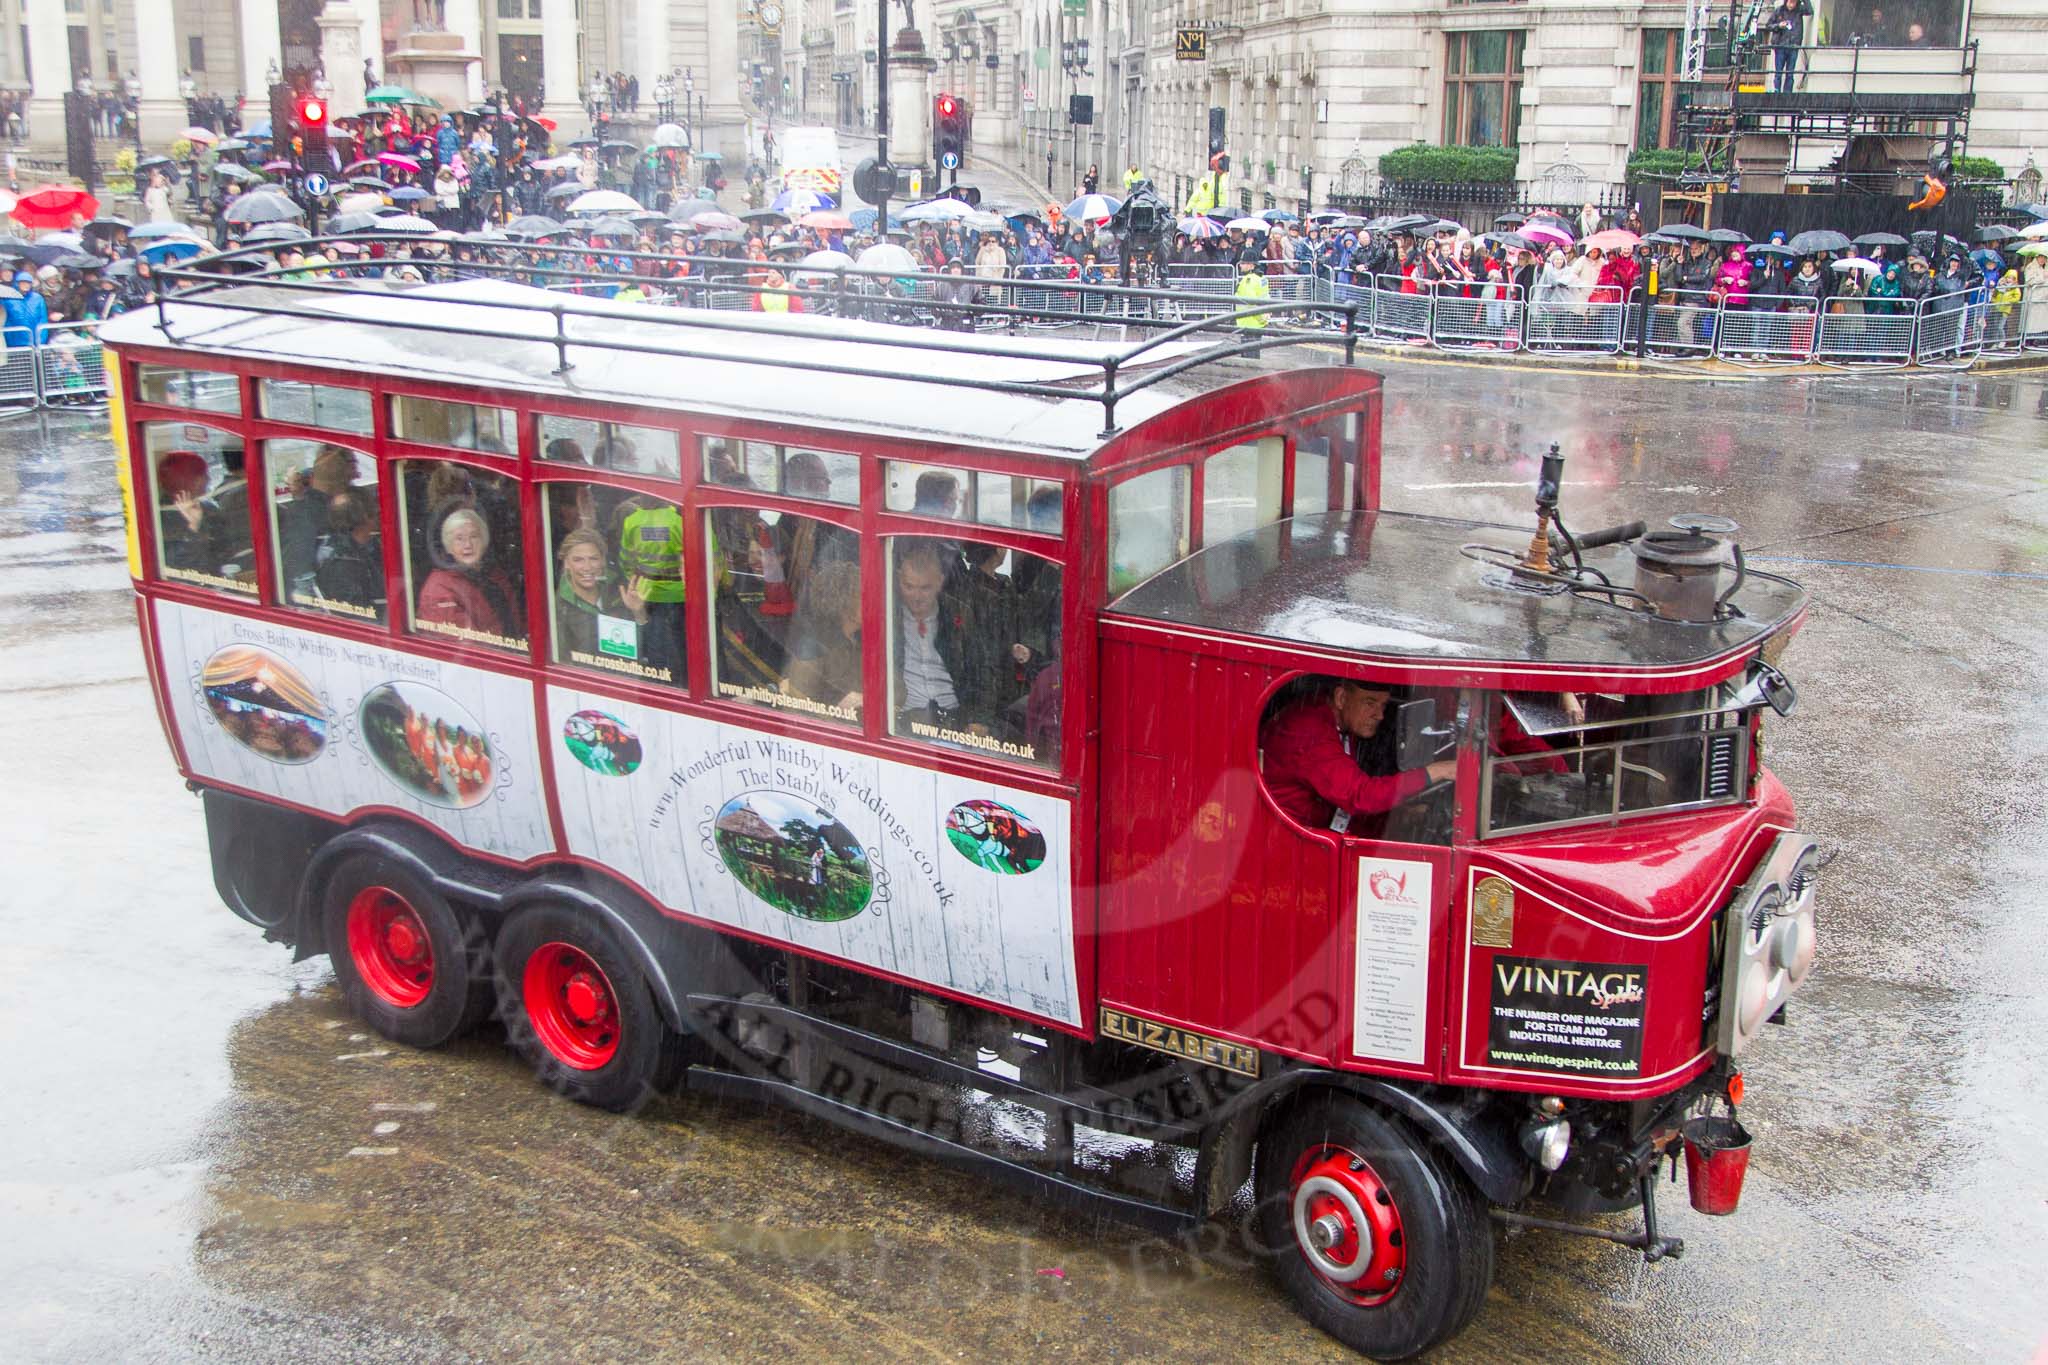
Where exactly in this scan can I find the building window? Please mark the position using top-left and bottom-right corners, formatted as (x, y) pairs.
(1443, 31), (1525, 148)
(1637, 29), (1683, 150)
(188, 35), (205, 71)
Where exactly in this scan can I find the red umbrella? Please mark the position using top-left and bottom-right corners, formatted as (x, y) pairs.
(532, 115), (557, 131)
(8, 186), (100, 230)
(377, 152), (421, 171)
(800, 211), (853, 231)
(1583, 228), (1641, 252)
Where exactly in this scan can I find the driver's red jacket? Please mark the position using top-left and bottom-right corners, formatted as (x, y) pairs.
(1260, 699), (1428, 831)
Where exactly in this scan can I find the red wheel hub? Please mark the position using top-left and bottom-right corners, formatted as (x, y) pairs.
(345, 887), (435, 1009)
(523, 941), (620, 1070)
(1289, 1144), (1407, 1305)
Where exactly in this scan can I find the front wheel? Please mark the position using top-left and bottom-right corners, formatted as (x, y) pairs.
(493, 905), (685, 1113)
(1257, 1093), (1495, 1361)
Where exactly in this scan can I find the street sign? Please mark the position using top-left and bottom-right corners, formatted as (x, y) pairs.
(940, 151), (960, 170)
(907, 169), (923, 197)
(1021, 88), (1036, 106)
(1176, 28), (1208, 61)
(303, 172), (330, 196)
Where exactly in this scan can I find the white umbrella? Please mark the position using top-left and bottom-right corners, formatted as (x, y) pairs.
(1830, 256), (1881, 274)
(853, 242), (917, 274)
(37, 230), (85, 251)
(337, 190), (385, 215)
(1226, 216), (1272, 234)
(897, 198), (972, 223)
(1063, 193), (1123, 221)
(533, 153), (583, 171)
(2020, 219), (2048, 240)
(652, 122), (689, 149)
(800, 249), (853, 269)
(567, 189), (642, 215)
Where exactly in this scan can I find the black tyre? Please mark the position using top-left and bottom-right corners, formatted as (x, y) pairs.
(1256, 1092), (1495, 1361)
(493, 904), (685, 1113)
(321, 854), (493, 1048)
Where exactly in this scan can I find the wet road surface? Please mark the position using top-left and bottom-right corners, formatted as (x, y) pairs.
(3, 359), (2045, 1362)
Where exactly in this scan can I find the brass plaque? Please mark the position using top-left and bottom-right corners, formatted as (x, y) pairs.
(1100, 1007), (1258, 1077)
(1472, 875), (1515, 949)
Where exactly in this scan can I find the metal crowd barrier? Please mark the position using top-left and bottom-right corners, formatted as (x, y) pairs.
(1431, 283), (1524, 351)
(1369, 275), (1431, 343)
(1712, 294), (1823, 366)
(1524, 292), (1626, 354)
(1913, 293), (1980, 365)
(1, 320), (109, 412)
(1815, 301), (1916, 366)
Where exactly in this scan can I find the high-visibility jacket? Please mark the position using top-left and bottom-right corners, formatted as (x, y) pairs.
(1123, 167), (1143, 191)
(1234, 270), (1271, 329)
(618, 501), (686, 602)
(1183, 171), (1227, 216)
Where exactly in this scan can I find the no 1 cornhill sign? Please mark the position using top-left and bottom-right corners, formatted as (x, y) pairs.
(1176, 28), (1208, 61)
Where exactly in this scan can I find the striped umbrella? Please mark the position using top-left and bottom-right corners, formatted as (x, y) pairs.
(1063, 192), (1123, 221)
(1177, 215), (1225, 239)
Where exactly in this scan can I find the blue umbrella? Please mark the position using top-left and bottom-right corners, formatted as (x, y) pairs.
(848, 207), (877, 231)
(139, 237), (207, 262)
(1968, 247), (2005, 273)
(391, 185), (431, 202)
(772, 187), (831, 215)
(2019, 203), (2048, 221)
(243, 119), (272, 141)
(1259, 208), (1301, 223)
(1063, 192), (1122, 221)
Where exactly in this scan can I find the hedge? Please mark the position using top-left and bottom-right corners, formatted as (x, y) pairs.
(1377, 144), (1519, 185)
(1952, 154), (2004, 181)
(1625, 148), (1729, 180)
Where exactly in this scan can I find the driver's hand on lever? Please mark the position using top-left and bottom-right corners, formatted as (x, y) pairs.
(1423, 757), (1458, 785)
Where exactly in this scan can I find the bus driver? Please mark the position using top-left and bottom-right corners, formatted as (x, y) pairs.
(1261, 679), (1457, 833)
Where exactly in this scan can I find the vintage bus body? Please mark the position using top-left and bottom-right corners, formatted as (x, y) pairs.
(104, 275), (1815, 1360)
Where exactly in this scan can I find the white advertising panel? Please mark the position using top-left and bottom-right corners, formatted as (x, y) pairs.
(155, 600), (553, 861)
(1352, 855), (1434, 1066)
(547, 686), (1080, 1026)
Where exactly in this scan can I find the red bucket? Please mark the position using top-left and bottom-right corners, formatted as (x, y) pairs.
(1681, 1115), (1753, 1216)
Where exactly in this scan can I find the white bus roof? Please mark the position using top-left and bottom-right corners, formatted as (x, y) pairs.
(101, 277), (1215, 462)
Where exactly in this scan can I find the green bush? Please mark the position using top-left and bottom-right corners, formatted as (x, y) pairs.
(1626, 148), (1730, 180)
(1378, 144), (1519, 185)
(1952, 154), (2004, 182)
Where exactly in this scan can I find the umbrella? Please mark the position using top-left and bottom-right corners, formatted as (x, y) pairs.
(1387, 213), (1437, 232)
(365, 84), (425, 105)
(108, 258), (138, 278)
(1830, 256), (1880, 274)
(740, 208), (789, 224)
(853, 243), (917, 274)
(584, 216), (638, 238)
(699, 229), (747, 245)
(223, 191), (305, 225)
(686, 210), (743, 231)
(545, 182), (585, 200)
(533, 153), (583, 170)
(213, 138), (253, 154)
(1259, 208), (1301, 223)
(1911, 229), (1969, 258)
(628, 210), (668, 226)
(391, 185), (431, 202)
(1521, 221), (1574, 248)
(50, 252), (103, 270)
(139, 238), (206, 262)
(1481, 231), (1531, 252)
(129, 221), (201, 242)
(342, 158), (382, 174)
(242, 222), (310, 245)
(135, 155), (175, 172)
(211, 163), (262, 183)
(1787, 229), (1852, 255)
(652, 122), (689, 148)
(1974, 224), (2018, 244)
(671, 199), (732, 223)
(504, 214), (566, 239)
(9, 187), (100, 230)
(1493, 212), (1528, 227)
(2018, 242), (2048, 258)
(1852, 231), (1909, 249)
(568, 189), (641, 214)
(376, 152), (422, 172)
(568, 136), (605, 148)
(2021, 220), (2048, 240)
(1177, 216), (1225, 239)
(261, 159), (294, 173)
(37, 230), (85, 251)
(1064, 193), (1123, 221)
(242, 121), (272, 140)
(84, 217), (132, 237)
(1654, 222), (1707, 241)
(1226, 217), (1272, 234)
(848, 208), (878, 231)
(962, 212), (1007, 233)
(898, 198), (973, 223)
(800, 211), (854, 231)
(1583, 228), (1640, 251)
(324, 210), (386, 234)
(355, 214), (437, 235)
(1746, 243), (1798, 260)
(1430, 219), (1463, 235)
(1706, 227), (1750, 245)
(0, 234), (30, 257)
(800, 249), (853, 270)
(180, 126), (219, 144)
(1969, 247), (2005, 273)
(350, 176), (393, 192)
(768, 240), (808, 256)
(336, 191), (385, 215)
(771, 187), (830, 215)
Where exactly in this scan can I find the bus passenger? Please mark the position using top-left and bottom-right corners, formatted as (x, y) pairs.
(613, 494), (686, 680)
(787, 561), (864, 719)
(276, 445), (359, 595)
(1261, 679), (1457, 833)
(313, 487), (385, 615)
(893, 541), (980, 735)
(417, 503), (524, 641)
(156, 450), (229, 574)
(552, 527), (642, 659)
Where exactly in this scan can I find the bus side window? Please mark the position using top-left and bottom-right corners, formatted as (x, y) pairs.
(544, 479), (687, 687)
(1107, 464), (1189, 596)
(265, 439), (385, 623)
(707, 505), (862, 725)
(143, 421), (255, 596)
(398, 458), (528, 653)
(1203, 437), (1284, 546)
(1294, 413), (1360, 517)
(887, 535), (1062, 767)
(540, 415), (681, 480)
(390, 395), (516, 453)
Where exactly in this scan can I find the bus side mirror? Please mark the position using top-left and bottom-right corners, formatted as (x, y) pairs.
(1732, 662), (1797, 717)
(1395, 698), (1454, 770)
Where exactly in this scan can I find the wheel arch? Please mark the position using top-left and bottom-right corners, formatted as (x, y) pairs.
(1201, 1071), (1532, 1214)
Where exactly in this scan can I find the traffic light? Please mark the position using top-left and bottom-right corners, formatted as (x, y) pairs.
(269, 82), (294, 152)
(297, 96), (328, 168)
(934, 93), (964, 172)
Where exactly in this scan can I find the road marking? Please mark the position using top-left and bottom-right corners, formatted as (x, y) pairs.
(372, 1121), (402, 1136)
(346, 1146), (401, 1157)
(372, 1101), (437, 1113)
(335, 1049), (392, 1062)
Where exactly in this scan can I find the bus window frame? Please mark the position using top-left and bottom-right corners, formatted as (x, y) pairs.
(260, 434), (385, 625)
(1194, 431), (1294, 550)
(532, 463), (695, 699)
(129, 367), (265, 605)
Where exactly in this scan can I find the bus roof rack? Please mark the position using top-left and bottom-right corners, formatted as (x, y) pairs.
(142, 239), (1368, 441)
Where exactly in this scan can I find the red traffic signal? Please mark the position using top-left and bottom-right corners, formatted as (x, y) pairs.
(298, 98), (326, 125)
(936, 95), (958, 118)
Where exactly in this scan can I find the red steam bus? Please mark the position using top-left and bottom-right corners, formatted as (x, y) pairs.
(103, 265), (1816, 1359)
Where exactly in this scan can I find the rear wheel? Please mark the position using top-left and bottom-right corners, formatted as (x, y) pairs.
(1257, 1093), (1494, 1361)
(321, 856), (492, 1048)
(493, 904), (684, 1112)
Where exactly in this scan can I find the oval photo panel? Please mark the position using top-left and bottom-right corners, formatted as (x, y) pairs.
(944, 799), (1047, 875)
(358, 680), (495, 809)
(562, 709), (643, 777)
(200, 645), (328, 764)
(713, 790), (872, 922)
